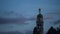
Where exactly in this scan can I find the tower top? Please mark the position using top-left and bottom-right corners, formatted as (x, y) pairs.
(39, 8), (41, 14)
(37, 8), (43, 18)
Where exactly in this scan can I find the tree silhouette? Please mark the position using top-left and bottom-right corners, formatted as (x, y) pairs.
(56, 27), (60, 34)
(33, 27), (37, 34)
(46, 27), (57, 34)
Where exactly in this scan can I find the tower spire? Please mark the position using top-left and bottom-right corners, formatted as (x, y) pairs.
(39, 8), (41, 14)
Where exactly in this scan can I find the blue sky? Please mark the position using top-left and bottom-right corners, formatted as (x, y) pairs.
(0, 0), (60, 34)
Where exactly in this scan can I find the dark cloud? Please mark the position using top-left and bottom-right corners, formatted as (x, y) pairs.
(54, 19), (60, 25)
(0, 14), (54, 24)
(28, 17), (36, 20)
(25, 30), (33, 34)
(0, 10), (19, 16)
(0, 11), (29, 25)
(0, 16), (54, 23)
(10, 11), (14, 14)
(0, 18), (27, 24)
(0, 10), (14, 16)
(0, 31), (23, 34)
(46, 12), (60, 25)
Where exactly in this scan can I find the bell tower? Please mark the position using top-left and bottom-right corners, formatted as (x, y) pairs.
(33, 8), (43, 34)
(36, 8), (43, 34)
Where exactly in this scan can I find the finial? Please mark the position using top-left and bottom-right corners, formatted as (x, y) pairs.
(39, 8), (41, 14)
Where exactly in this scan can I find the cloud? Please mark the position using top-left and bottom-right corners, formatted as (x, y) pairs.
(0, 10), (21, 17)
(0, 31), (24, 34)
(28, 16), (53, 21)
(0, 11), (30, 25)
(0, 17), (27, 24)
(0, 10), (15, 17)
(54, 19), (60, 25)
(25, 30), (33, 34)
(46, 10), (60, 16)
(28, 17), (36, 20)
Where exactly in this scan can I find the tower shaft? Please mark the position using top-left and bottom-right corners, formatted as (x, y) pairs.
(36, 8), (43, 34)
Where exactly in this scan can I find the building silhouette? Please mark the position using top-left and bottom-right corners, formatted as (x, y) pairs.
(46, 26), (60, 34)
(46, 27), (57, 34)
(33, 8), (44, 34)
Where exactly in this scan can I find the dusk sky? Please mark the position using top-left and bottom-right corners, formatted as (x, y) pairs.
(0, 0), (60, 34)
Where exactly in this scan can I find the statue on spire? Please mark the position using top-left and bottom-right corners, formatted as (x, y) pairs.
(39, 8), (41, 14)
